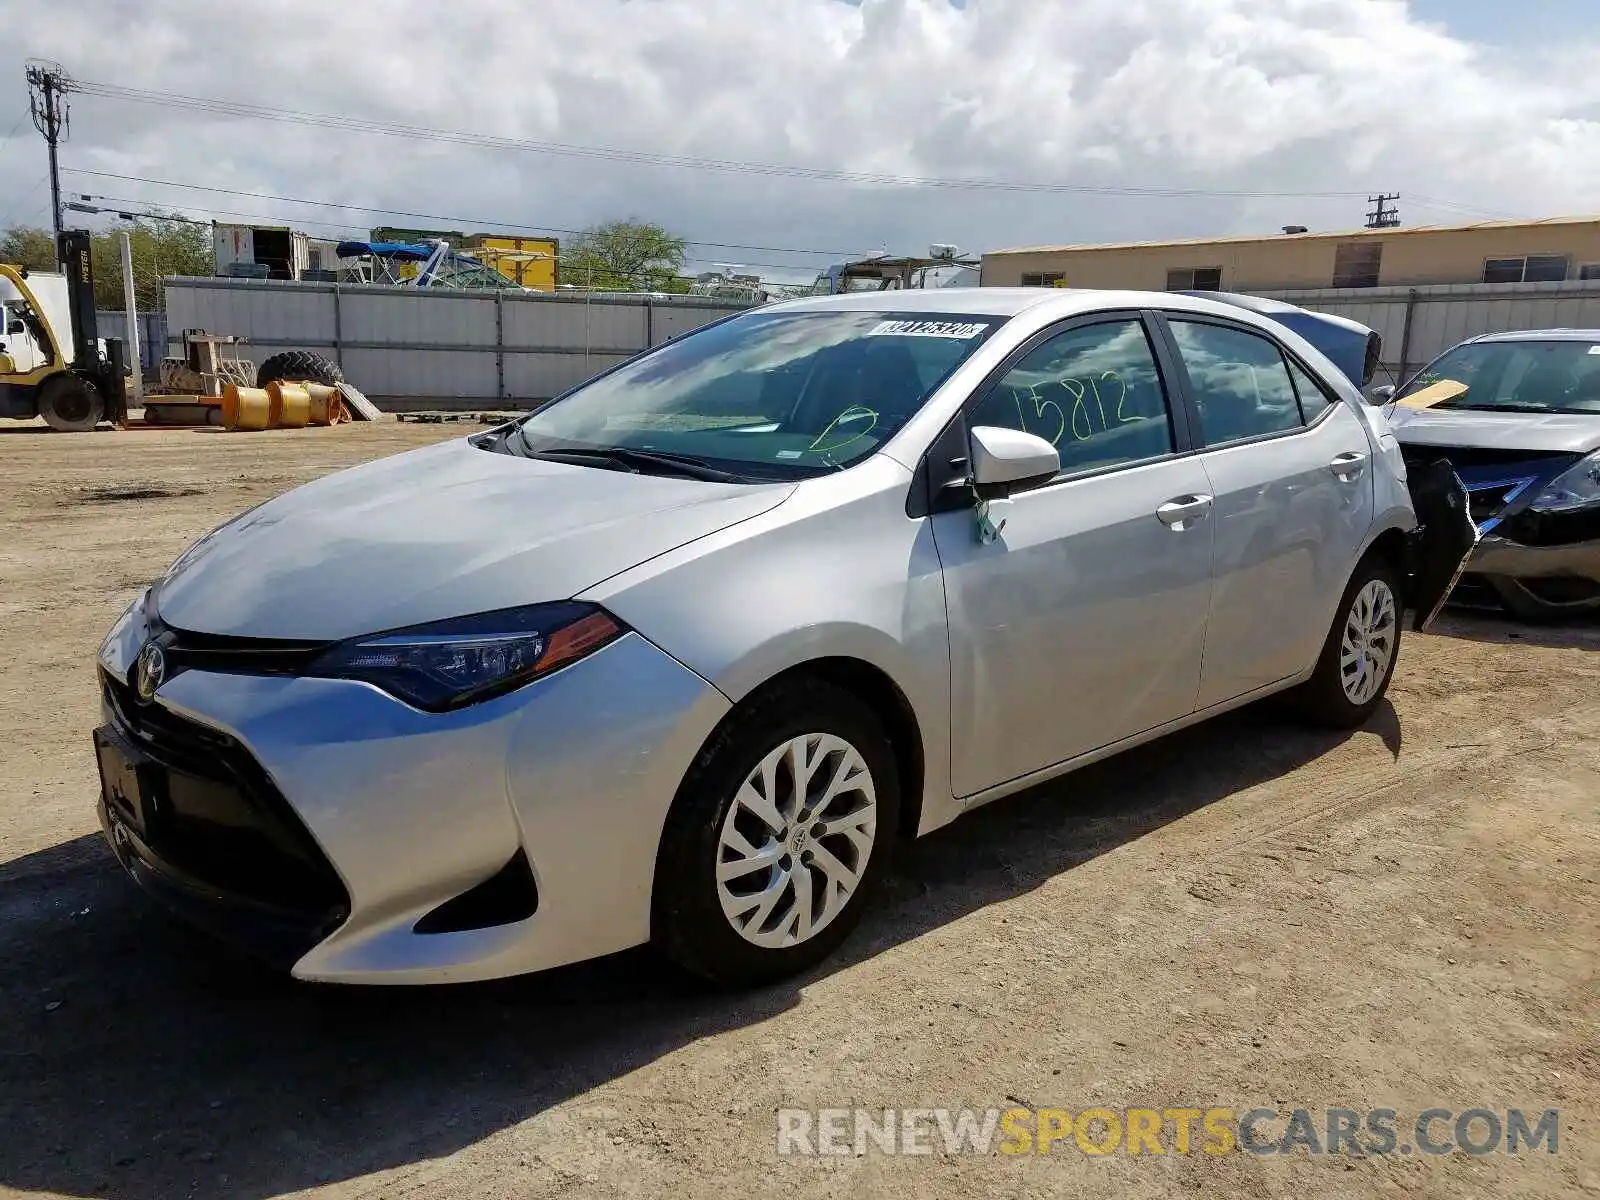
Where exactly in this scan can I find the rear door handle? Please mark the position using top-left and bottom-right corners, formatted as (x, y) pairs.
(1156, 494), (1213, 528)
(1330, 451), (1368, 481)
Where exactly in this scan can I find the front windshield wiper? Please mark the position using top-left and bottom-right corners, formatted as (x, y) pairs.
(1433, 402), (1554, 414)
(528, 444), (752, 483)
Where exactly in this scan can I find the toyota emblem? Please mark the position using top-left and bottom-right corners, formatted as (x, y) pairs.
(135, 641), (166, 703)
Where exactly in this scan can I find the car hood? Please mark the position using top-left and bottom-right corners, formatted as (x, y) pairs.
(1388, 406), (1600, 454)
(154, 437), (795, 641)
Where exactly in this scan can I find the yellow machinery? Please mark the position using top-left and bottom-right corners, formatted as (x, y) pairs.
(0, 232), (129, 432)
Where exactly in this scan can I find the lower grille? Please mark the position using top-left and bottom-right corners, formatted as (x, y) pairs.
(101, 669), (348, 920)
(1449, 573), (1503, 610)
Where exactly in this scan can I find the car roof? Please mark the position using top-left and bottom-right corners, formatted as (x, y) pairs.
(1469, 328), (1600, 344)
(764, 286), (1282, 321)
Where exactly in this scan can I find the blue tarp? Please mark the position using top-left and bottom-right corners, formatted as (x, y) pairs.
(335, 240), (433, 261)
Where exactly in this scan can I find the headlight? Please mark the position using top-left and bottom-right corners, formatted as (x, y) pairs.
(307, 602), (624, 711)
(1529, 451), (1600, 513)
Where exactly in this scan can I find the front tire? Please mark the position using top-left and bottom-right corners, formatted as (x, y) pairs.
(1296, 555), (1403, 728)
(38, 374), (103, 432)
(653, 678), (900, 986)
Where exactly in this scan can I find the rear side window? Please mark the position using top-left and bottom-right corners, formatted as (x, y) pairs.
(1286, 357), (1335, 422)
(1168, 320), (1301, 445)
(968, 318), (1175, 476)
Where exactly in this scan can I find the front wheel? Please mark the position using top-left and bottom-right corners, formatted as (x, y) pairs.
(38, 374), (104, 432)
(653, 679), (899, 986)
(1295, 556), (1403, 728)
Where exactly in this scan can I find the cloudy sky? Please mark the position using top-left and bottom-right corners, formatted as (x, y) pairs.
(1, 0), (1597, 283)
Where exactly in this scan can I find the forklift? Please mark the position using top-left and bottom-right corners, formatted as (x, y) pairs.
(0, 230), (128, 431)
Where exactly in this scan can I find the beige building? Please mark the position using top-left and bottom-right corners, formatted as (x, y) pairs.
(981, 216), (1600, 293)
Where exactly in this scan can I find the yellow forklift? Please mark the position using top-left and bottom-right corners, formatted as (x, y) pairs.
(0, 230), (128, 431)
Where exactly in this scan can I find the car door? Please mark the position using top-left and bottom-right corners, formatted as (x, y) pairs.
(929, 313), (1217, 798)
(1158, 314), (1376, 709)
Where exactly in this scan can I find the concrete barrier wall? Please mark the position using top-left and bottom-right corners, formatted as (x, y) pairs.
(162, 278), (752, 410)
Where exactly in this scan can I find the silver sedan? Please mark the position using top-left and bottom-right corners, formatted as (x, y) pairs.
(94, 289), (1468, 986)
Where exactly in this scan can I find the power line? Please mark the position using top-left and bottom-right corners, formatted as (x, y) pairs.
(0, 112), (30, 158)
(61, 169), (866, 256)
(76, 192), (372, 233)
(71, 79), (1390, 202)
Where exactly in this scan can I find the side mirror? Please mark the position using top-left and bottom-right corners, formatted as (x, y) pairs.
(1367, 384), (1396, 405)
(969, 425), (1060, 496)
(6, 319), (23, 336)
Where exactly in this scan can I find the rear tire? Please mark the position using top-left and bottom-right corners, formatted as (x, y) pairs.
(255, 351), (344, 388)
(1295, 555), (1403, 728)
(653, 678), (900, 987)
(38, 374), (103, 433)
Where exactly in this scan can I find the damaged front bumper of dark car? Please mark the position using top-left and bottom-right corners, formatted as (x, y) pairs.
(1402, 446), (1600, 618)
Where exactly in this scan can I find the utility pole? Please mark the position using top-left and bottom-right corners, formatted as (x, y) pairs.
(25, 61), (72, 255)
(1366, 193), (1401, 229)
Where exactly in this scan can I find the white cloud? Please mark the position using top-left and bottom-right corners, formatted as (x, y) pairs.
(1, 0), (1598, 279)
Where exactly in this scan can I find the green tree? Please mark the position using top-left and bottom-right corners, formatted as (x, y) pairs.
(0, 227), (57, 272)
(1, 218), (213, 310)
(564, 219), (687, 292)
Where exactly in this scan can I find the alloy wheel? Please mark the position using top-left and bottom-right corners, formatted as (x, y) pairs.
(714, 732), (878, 949)
(1340, 578), (1398, 705)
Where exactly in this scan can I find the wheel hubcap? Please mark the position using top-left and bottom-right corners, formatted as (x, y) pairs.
(715, 732), (877, 949)
(1340, 578), (1397, 705)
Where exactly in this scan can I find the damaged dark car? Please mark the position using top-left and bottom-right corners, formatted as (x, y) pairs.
(1385, 330), (1600, 619)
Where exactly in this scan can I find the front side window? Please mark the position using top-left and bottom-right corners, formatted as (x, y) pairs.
(516, 310), (1004, 478)
(1168, 320), (1302, 445)
(1397, 339), (1600, 414)
(969, 319), (1175, 475)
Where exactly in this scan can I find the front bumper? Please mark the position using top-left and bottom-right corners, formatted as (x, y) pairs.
(98, 615), (730, 984)
(1456, 534), (1600, 614)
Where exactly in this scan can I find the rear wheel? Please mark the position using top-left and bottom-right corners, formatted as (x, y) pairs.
(38, 374), (103, 433)
(1295, 555), (1402, 728)
(653, 678), (899, 986)
(255, 351), (343, 388)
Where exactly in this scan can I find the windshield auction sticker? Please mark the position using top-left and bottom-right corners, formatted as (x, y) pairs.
(867, 319), (989, 338)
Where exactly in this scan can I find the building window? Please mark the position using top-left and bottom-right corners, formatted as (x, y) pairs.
(1020, 272), (1066, 287)
(1484, 255), (1568, 284)
(1332, 242), (1383, 288)
(1165, 266), (1222, 291)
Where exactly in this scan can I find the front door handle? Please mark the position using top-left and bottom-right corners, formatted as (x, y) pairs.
(1330, 451), (1368, 481)
(1156, 494), (1213, 529)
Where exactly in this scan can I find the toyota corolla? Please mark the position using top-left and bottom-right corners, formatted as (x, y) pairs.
(95, 289), (1473, 987)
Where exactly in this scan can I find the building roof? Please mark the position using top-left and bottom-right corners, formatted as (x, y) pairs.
(987, 214), (1600, 258)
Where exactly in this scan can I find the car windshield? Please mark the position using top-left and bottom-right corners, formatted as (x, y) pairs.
(515, 309), (1005, 479)
(1397, 339), (1600, 414)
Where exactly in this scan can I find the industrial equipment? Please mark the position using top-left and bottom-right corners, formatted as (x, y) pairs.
(0, 230), (129, 431)
(808, 246), (981, 295)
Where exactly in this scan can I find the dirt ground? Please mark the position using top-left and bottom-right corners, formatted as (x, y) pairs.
(1, 417), (1596, 1200)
